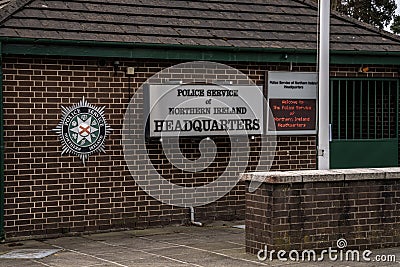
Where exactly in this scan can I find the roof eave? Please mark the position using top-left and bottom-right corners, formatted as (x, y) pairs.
(0, 37), (317, 63)
(1, 37), (400, 65)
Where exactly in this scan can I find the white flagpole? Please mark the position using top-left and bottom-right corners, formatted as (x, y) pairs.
(318, 0), (330, 169)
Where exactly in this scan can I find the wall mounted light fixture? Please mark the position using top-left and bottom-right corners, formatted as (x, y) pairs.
(113, 61), (120, 74)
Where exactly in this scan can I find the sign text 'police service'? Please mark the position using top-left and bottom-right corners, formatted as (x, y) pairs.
(144, 84), (264, 137)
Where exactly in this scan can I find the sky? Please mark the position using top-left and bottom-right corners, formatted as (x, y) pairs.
(385, 0), (400, 31)
(397, 0), (400, 15)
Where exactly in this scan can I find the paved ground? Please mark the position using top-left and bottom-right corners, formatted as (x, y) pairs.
(1, 221), (400, 266)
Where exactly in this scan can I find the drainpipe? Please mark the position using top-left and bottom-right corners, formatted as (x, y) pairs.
(318, 0), (330, 170)
(0, 42), (4, 242)
(189, 207), (203, 227)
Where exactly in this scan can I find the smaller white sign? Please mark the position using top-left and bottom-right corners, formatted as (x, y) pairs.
(268, 72), (318, 99)
(144, 84), (264, 137)
(267, 72), (318, 135)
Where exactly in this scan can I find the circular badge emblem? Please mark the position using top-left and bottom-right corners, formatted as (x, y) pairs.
(53, 97), (112, 165)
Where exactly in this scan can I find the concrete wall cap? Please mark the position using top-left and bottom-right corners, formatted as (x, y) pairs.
(240, 167), (397, 184)
(370, 167), (400, 179)
(239, 171), (302, 183)
(332, 168), (385, 181)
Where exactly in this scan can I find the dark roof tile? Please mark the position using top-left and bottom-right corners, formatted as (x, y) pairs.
(0, 0), (400, 52)
(0, 26), (16, 36)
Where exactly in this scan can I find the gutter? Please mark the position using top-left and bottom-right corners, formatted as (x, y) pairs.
(2, 37), (400, 56)
(0, 41), (4, 242)
(0, 37), (313, 54)
(0, 37), (318, 64)
(1, 37), (400, 65)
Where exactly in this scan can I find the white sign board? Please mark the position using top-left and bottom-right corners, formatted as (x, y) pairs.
(144, 84), (264, 137)
(267, 72), (318, 135)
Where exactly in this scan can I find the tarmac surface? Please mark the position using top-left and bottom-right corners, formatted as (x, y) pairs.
(1, 221), (400, 267)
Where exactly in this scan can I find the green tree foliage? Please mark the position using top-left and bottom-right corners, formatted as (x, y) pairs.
(330, 0), (396, 30)
(391, 15), (400, 33)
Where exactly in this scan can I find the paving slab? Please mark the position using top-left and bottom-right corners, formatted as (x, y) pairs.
(185, 241), (243, 251)
(37, 250), (106, 267)
(0, 259), (50, 267)
(89, 250), (155, 262)
(0, 222), (400, 266)
(97, 237), (178, 251)
(142, 245), (196, 257)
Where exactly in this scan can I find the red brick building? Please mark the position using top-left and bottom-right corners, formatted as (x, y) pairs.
(1, 0), (400, 240)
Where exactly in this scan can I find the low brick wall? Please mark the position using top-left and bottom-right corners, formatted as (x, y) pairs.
(241, 168), (400, 255)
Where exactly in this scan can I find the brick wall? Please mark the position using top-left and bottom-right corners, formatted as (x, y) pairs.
(2, 55), (320, 239)
(243, 171), (400, 255)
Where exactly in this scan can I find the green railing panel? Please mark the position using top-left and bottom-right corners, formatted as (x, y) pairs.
(330, 78), (399, 169)
(330, 139), (398, 169)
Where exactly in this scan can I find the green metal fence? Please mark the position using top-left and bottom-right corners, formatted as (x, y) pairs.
(0, 43), (3, 242)
(329, 78), (399, 168)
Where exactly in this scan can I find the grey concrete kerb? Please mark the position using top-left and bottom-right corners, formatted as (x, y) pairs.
(240, 167), (400, 184)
